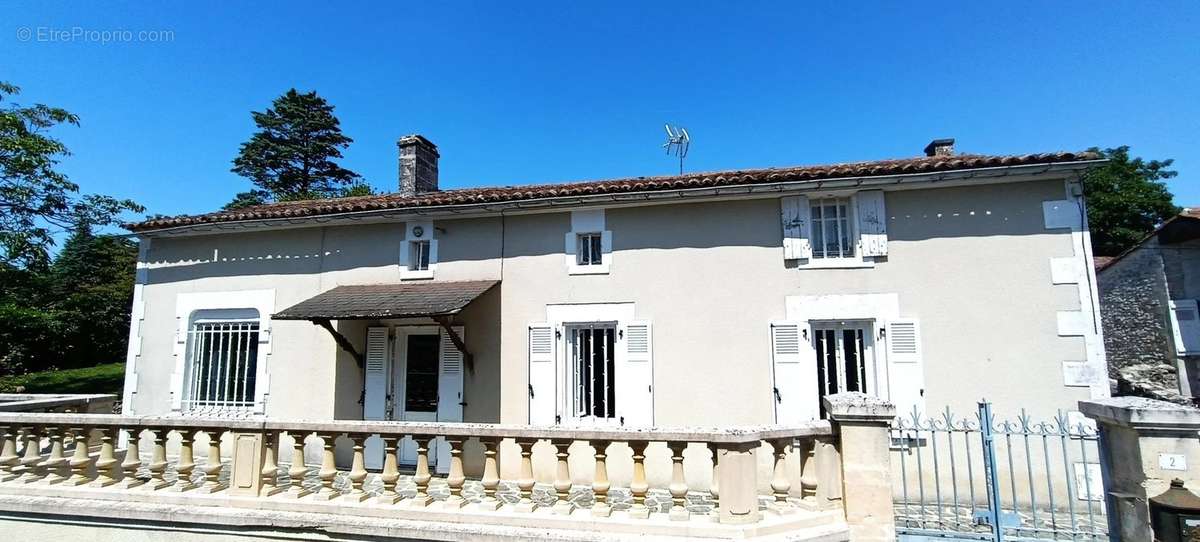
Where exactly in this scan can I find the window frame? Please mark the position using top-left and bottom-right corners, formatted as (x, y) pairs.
(566, 323), (618, 423)
(400, 220), (437, 280)
(1169, 299), (1200, 356)
(566, 209), (611, 275)
(182, 314), (263, 416)
(795, 193), (876, 270)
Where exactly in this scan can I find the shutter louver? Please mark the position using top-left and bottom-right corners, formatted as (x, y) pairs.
(856, 190), (888, 257)
(435, 325), (464, 473)
(618, 320), (654, 427)
(363, 326), (390, 470)
(781, 196), (812, 260)
(771, 321), (817, 423)
(528, 323), (557, 425)
(886, 318), (926, 417)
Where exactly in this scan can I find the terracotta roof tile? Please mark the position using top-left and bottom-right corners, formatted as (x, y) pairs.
(127, 151), (1100, 232)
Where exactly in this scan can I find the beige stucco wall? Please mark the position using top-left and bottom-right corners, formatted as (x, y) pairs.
(129, 177), (1096, 430)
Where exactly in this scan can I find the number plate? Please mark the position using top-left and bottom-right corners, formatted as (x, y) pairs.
(1160, 453), (1188, 471)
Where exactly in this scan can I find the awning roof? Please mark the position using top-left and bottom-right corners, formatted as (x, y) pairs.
(273, 280), (499, 320)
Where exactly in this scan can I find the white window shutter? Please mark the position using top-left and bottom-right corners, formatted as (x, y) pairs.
(771, 321), (818, 424)
(528, 323), (557, 425)
(856, 190), (888, 257)
(616, 320), (654, 427)
(886, 318), (926, 418)
(781, 196), (812, 260)
(434, 325), (464, 473)
(1170, 300), (1200, 355)
(363, 327), (390, 470)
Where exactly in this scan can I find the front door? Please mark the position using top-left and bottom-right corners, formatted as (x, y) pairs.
(812, 320), (877, 418)
(394, 331), (440, 465)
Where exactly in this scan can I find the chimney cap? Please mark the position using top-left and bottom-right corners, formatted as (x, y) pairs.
(924, 138), (955, 157)
(397, 134), (439, 154)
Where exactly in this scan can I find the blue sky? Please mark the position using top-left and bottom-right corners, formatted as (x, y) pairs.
(4, 1), (1198, 226)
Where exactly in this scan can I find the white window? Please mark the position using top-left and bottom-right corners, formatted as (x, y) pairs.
(812, 320), (877, 418)
(400, 220), (437, 279)
(810, 198), (855, 259)
(569, 324), (617, 421)
(183, 310), (262, 415)
(566, 209), (611, 274)
(1170, 299), (1200, 355)
(576, 233), (603, 266)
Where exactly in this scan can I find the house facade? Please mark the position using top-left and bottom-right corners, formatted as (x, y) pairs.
(1098, 210), (1200, 405)
(121, 136), (1108, 469)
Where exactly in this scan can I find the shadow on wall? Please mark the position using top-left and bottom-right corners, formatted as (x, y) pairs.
(143, 181), (1068, 284)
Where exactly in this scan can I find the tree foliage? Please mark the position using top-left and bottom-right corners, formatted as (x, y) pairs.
(1082, 146), (1180, 257)
(0, 222), (136, 376)
(229, 89), (367, 208)
(0, 82), (142, 268)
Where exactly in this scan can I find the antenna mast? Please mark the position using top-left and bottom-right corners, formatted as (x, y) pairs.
(663, 124), (690, 175)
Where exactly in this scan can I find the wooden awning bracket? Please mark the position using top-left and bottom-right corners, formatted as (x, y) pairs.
(433, 315), (475, 374)
(312, 318), (365, 369)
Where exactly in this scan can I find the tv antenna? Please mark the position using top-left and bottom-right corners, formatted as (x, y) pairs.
(663, 124), (690, 175)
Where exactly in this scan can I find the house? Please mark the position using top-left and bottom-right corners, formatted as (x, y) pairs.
(120, 135), (1109, 471)
(1098, 209), (1200, 405)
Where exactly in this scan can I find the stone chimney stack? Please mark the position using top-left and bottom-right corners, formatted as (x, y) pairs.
(923, 138), (955, 157)
(398, 134), (439, 196)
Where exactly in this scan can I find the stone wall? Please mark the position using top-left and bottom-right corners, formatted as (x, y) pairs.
(1097, 243), (1185, 402)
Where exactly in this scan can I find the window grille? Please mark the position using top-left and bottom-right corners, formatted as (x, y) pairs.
(813, 322), (873, 418)
(184, 321), (260, 415)
(810, 197), (855, 259)
(410, 240), (431, 271)
(576, 233), (603, 266)
(570, 325), (616, 420)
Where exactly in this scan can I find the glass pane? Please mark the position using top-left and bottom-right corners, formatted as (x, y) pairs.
(812, 221), (824, 258)
(840, 218), (853, 257)
(824, 217), (839, 257)
(843, 329), (861, 392)
(405, 334), (440, 412)
(811, 205), (822, 219)
(590, 235), (603, 265)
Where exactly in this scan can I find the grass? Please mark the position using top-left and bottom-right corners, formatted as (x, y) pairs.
(0, 362), (125, 395)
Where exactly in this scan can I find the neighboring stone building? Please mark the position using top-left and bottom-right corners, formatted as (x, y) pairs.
(1098, 210), (1200, 404)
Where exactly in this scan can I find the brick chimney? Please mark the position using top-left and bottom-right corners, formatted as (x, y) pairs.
(923, 138), (955, 157)
(398, 135), (439, 196)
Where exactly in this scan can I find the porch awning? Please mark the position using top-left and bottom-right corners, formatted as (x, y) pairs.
(273, 280), (499, 320)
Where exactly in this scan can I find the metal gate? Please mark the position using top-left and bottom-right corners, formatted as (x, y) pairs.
(890, 401), (1110, 541)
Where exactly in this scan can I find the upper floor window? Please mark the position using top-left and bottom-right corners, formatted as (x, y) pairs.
(566, 209), (611, 275)
(811, 197), (855, 259)
(576, 233), (603, 266)
(401, 220), (437, 279)
(184, 310), (261, 416)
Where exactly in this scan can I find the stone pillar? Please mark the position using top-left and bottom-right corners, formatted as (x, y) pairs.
(824, 392), (896, 542)
(1079, 397), (1200, 541)
(717, 441), (761, 525)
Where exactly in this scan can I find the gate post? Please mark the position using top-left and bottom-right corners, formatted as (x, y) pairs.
(825, 392), (897, 542)
(1079, 397), (1200, 541)
(978, 401), (1004, 542)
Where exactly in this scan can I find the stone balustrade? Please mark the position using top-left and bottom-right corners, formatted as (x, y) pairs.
(0, 412), (862, 539)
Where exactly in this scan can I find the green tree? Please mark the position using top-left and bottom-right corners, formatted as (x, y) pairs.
(0, 82), (142, 268)
(48, 222), (137, 370)
(1083, 146), (1180, 256)
(230, 89), (361, 205)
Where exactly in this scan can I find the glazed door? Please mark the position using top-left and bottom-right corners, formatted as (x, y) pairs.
(393, 331), (440, 465)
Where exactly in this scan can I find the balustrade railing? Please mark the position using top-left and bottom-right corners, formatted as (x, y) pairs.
(0, 413), (840, 530)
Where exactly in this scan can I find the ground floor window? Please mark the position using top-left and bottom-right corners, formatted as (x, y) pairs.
(184, 318), (260, 414)
(813, 320), (876, 418)
(569, 323), (616, 421)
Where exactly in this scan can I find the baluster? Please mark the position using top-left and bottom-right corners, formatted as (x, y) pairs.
(437, 437), (467, 509)
(311, 432), (339, 501)
(170, 429), (197, 491)
(283, 431), (311, 498)
(668, 441), (690, 520)
(812, 436), (841, 510)
(628, 441), (650, 519)
(90, 426), (120, 487)
(345, 433), (369, 502)
(551, 438), (575, 514)
(514, 438), (538, 513)
(63, 426), (95, 486)
(17, 425), (43, 483)
(197, 428), (225, 493)
(707, 442), (720, 522)
(142, 428), (170, 490)
(591, 440), (612, 517)
(798, 438), (819, 508)
(408, 436), (434, 507)
(0, 425), (20, 482)
(260, 430), (283, 496)
(376, 435), (402, 504)
(476, 437), (502, 511)
(119, 427), (145, 489)
(768, 438), (794, 514)
(40, 426), (68, 484)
